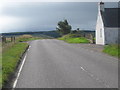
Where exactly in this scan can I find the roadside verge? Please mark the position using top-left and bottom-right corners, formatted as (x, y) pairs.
(2, 43), (29, 89)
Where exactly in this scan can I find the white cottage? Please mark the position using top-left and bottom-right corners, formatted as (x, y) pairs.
(96, 2), (119, 45)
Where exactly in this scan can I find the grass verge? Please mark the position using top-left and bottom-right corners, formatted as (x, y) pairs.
(2, 43), (28, 86)
(2, 34), (42, 87)
(103, 44), (120, 58)
(58, 34), (90, 43)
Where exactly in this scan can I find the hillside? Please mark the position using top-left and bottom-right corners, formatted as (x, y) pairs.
(2, 31), (61, 38)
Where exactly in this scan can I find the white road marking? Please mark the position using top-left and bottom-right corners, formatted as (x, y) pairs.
(12, 54), (27, 89)
(80, 67), (85, 71)
(90, 74), (94, 77)
(27, 46), (31, 51)
(80, 66), (110, 88)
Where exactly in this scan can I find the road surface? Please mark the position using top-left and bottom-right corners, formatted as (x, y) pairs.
(16, 39), (118, 88)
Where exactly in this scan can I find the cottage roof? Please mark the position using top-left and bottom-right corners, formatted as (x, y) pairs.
(101, 8), (120, 27)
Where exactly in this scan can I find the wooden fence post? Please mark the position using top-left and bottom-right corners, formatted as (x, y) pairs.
(11, 36), (16, 42)
(11, 37), (13, 42)
(2, 36), (6, 43)
(14, 37), (15, 42)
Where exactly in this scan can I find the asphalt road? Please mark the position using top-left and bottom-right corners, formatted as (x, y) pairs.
(16, 39), (118, 88)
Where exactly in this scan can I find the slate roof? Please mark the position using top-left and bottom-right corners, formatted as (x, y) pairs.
(101, 8), (120, 28)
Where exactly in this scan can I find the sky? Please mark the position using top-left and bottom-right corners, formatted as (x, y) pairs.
(0, 1), (119, 33)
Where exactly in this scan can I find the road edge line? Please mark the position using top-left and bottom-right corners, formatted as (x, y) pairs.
(12, 46), (30, 89)
(12, 54), (27, 88)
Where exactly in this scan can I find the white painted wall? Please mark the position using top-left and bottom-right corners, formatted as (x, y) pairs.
(96, 11), (105, 45)
(104, 28), (119, 44)
(96, 2), (119, 45)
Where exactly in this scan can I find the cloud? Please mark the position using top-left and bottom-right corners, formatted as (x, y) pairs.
(0, 15), (27, 33)
(0, 2), (118, 33)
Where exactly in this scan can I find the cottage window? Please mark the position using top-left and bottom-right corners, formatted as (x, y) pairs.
(100, 29), (102, 38)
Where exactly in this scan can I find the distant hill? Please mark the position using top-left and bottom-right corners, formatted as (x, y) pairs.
(2, 31), (61, 38)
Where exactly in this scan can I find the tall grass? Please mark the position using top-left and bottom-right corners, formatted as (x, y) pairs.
(17, 35), (42, 42)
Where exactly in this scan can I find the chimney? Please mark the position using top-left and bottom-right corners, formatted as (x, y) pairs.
(99, 1), (104, 12)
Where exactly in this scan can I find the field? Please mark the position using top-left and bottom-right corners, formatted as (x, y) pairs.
(17, 35), (42, 42)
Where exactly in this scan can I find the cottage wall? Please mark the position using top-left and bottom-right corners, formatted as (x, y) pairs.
(96, 2), (119, 45)
(104, 28), (119, 44)
(96, 11), (105, 45)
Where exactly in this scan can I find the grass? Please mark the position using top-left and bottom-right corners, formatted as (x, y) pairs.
(58, 34), (90, 43)
(2, 42), (28, 86)
(103, 44), (120, 58)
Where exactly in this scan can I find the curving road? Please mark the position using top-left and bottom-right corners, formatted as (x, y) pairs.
(16, 39), (118, 88)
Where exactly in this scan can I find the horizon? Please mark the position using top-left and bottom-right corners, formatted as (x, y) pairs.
(1, 29), (95, 34)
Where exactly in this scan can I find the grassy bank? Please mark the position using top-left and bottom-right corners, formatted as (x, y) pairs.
(2, 35), (41, 87)
(58, 34), (90, 43)
(2, 43), (28, 86)
(103, 44), (120, 58)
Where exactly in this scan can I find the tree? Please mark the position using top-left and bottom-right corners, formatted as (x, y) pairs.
(56, 19), (72, 35)
(77, 28), (80, 31)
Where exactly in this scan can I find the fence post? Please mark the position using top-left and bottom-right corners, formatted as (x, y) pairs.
(2, 36), (6, 43)
(11, 37), (13, 42)
(14, 37), (15, 42)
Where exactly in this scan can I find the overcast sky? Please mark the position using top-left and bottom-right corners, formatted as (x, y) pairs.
(0, 2), (118, 33)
